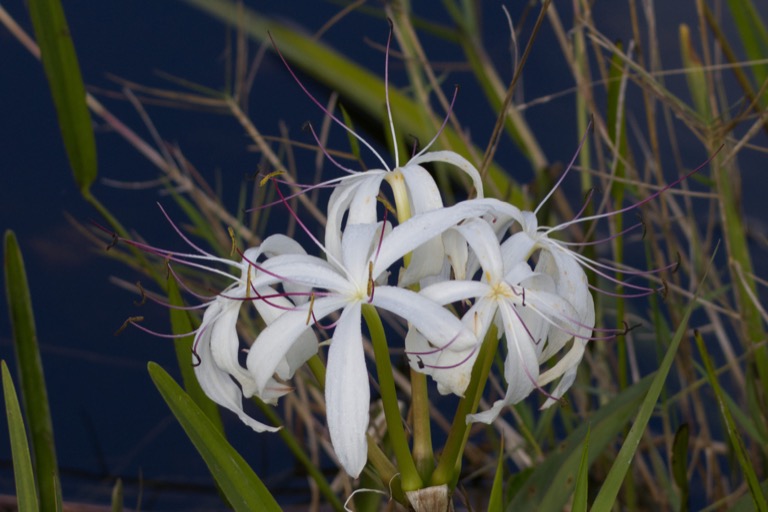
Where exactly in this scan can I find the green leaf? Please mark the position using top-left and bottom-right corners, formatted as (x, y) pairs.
(147, 362), (282, 512)
(572, 427), (590, 512)
(591, 297), (697, 510)
(111, 478), (124, 512)
(727, 0), (768, 104)
(694, 331), (768, 511)
(3, 231), (62, 512)
(672, 424), (690, 512)
(27, 0), (97, 192)
(2, 361), (40, 512)
(505, 375), (654, 512)
(166, 278), (224, 431)
(488, 438), (505, 512)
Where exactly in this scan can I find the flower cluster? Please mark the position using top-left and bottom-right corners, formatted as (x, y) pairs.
(119, 35), (639, 480)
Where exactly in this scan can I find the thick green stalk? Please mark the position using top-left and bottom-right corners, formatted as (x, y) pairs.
(430, 325), (498, 486)
(362, 305), (423, 491)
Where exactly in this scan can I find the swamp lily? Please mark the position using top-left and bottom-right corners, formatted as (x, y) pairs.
(245, 200), (496, 476)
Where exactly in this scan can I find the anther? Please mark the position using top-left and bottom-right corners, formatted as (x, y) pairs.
(191, 347), (202, 367)
(134, 281), (147, 306)
(367, 261), (375, 302)
(259, 170), (285, 187)
(106, 232), (119, 251)
(115, 316), (144, 336)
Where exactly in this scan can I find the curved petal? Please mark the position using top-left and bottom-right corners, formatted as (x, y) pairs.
(373, 286), (477, 351)
(325, 302), (369, 477)
(374, 199), (498, 276)
(261, 253), (352, 293)
(407, 150), (484, 198)
(193, 301), (278, 432)
(208, 299), (257, 396)
(453, 218), (504, 282)
(247, 295), (347, 394)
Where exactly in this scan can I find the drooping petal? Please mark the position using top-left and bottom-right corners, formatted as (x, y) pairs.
(372, 286), (477, 351)
(208, 299), (258, 396)
(468, 300), (538, 424)
(193, 301), (278, 432)
(407, 150), (484, 197)
(325, 302), (369, 477)
(247, 295), (348, 394)
(373, 199), (499, 277)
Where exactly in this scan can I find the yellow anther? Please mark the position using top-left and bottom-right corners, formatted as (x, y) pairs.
(260, 170), (285, 187)
(228, 226), (237, 257)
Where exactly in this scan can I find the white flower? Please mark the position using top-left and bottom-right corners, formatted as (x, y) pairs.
(191, 235), (319, 432)
(246, 200), (494, 476)
(406, 215), (591, 420)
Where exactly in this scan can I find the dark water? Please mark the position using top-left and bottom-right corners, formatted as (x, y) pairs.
(1, 1), (765, 509)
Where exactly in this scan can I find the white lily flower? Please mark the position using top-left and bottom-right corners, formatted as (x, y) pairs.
(406, 217), (587, 420)
(246, 200), (494, 477)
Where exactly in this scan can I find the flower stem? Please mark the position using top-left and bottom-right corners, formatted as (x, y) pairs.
(362, 304), (423, 491)
(410, 368), (434, 481)
(430, 324), (498, 487)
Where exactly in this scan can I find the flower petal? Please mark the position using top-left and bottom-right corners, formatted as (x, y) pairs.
(325, 302), (369, 477)
(407, 150), (484, 198)
(247, 295), (347, 394)
(194, 301), (278, 432)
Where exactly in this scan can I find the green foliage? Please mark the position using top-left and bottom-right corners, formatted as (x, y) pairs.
(147, 362), (282, 512)
(3, 231), (62, 512)
(27, 0), (97, 193)
(2, 361), (40, 512)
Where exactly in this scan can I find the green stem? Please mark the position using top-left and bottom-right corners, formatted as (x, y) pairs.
(362, 304), (423, 491)
(430, 325), (498, 486)
(410, 368), (434, 481)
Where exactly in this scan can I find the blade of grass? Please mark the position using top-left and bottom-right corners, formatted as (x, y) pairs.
(693, 330), (768, 511)
(488, 437), (505, 512)
(672, 423), (690, 512)
(590, 274), (704, 510)
(505, 374), (654, 512)
(2, 361), (40, 512)
(727, 0), (768, 104)
(27, 0), (97, 192)
(148, 362), (282, 512)
(3, 231), (62, 512)
(572, 427), (591, 512)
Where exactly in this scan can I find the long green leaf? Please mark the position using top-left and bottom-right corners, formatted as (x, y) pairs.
(694, 331), (768, 511)
(147, 362), (282, 512)
(504, 375), (654, 512)
(572, 427), (590, 512)
(2, 361), (40, 512)
(590, 298), (696, 510)
(672, 424), (690, 512)
(487, 439), (505, 512)
(3, 231), (62, 512)
(27, 0), (97, 192)
(727, 0), (768, 104)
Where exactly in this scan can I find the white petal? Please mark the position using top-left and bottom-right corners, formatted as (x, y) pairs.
(373, 199), (497, 276)
(453, 218), (504, 282)
(194, 302), (277, 432)
(419, 279), (489, 306)
(326, 302), (369, 477)
(261, 253), (351, 293)
(407, 150), (484, 198)
(247, 296), (347, 394)
(341, 223), (379, 282)
(208, 299), (257, 396)
(372, 286), (477, 350)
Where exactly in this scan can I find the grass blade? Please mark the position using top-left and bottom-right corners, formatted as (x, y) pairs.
(27, 0), (97, 192)
(147, 362), (282, 512)
(694, 331), (768, 511)
(590, 295), (697, 510)
(505, 375), (654, 512)
(2, 361), (40, 512)
(3, 231), (62, 512)
(572, 427), (590, 512)
(672, 424), (690, 512)
(487, 438), (505, 512)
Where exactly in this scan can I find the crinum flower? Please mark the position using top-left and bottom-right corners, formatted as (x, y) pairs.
(245, 200), (496, 476)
